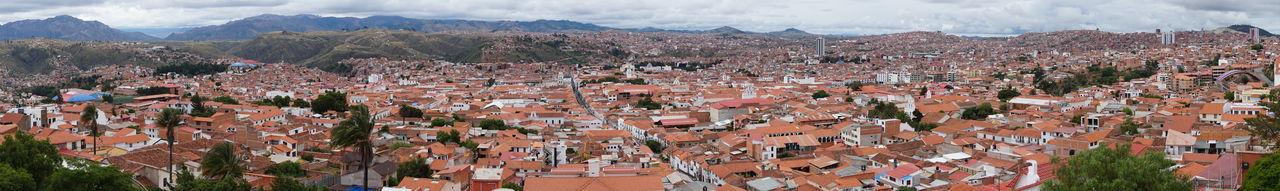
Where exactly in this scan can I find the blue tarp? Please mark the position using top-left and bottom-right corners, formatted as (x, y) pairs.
(65, 93), (106, 102)
(229, 62), (257, 67)
(346, 186), (368, 191)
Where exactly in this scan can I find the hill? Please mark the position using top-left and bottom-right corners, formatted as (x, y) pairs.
(0, 15), (158, 41)
(166, 14), (616, 41)
(225, 29), (603, 73)
(0, 38), (214, 76)
(765, 28), (816, 38)
(165, 14), (822, 41)
(1225, 25), (1275, 37)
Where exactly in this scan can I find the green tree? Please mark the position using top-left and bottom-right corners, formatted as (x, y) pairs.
(430, 118), (454, 127)
(515, 127), (538, 135)
(997, 89), (1021, 101)
(81, 104), (100, 155)
(1243, 153), (1280, 191)
(173, 170), (251, 191)
(460, 141), (479, 150)
(136, 86), (173, 96)
(845, 82), (863, 91)
(265, 162), (306, 178)
(330, 105), (375, 190)
(645, 140), (665, 153)
(158, 108), (184, 188)
(478, 119), (509, 130)
(201, 142), (245, 179)
(390, 141), (413, 150)
(1245, 90), (1280, 147)
(869, 102), (908, 120)
(395, 157), (432, 181)
(812, 90), (831, 99)
(271, 96), (292, 107)
(44, 160), (141, 191)
(211, 96), (239, 105)
(1044, 144), (1192, 191)
(452, 113), (465, 122)
(635, 98), (662, 110)
(399, 105), (424, 119)
(311, 91), (349, 114)
(1253, 44), (1265, 51)
(896, 187), (918, 191)
(291, 98), (310, 108)
(189, 95), (214, 117)
(0, 164), (35, 191)
(1117, 119), (1148, 136)
(254, 96), (293, 107)
(436, 130), (462, 144)
(961, 103), (996, 120)
(1225, 92), (1236, 101)
(624, 78), (647, 85)
(0, 132), (61, 183)
(911, 122), (939, 132)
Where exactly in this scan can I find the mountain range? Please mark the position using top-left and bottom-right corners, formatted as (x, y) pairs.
(164, 14), (617, 40)
(163, 14), (822, 41)
(0, 14), (818, 41)
(4, 14), (1271, 42)
(0, 15), (157, 41)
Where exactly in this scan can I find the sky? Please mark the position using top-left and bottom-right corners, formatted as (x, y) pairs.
(1, 0), (1278, 35)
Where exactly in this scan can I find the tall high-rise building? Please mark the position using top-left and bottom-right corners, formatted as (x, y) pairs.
(1157, 29), (1176, 45)
(815, 37), (825, 57)
(1251, 28), (1261, 43)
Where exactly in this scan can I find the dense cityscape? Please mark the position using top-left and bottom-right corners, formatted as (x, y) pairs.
(0, 2), (1279, 191)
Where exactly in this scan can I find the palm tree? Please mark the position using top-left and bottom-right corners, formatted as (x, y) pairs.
(330, 105), (374, 190)
(201, 142), (245, 179)
(156, 108), (183, 189)
(80, 104), (99, 155)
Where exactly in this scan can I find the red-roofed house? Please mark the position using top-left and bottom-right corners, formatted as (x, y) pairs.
(877, 164), (921, 187)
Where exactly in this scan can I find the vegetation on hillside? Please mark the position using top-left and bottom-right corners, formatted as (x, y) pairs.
(1034, 61), (1158, 96)
(225, 29), (600, 74)
(1044, 144), (1192, 191)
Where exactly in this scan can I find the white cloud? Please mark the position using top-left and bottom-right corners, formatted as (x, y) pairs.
(0, 0), (1273, 35)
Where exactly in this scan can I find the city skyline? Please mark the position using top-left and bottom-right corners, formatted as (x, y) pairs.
(1, 0), (1278, 35)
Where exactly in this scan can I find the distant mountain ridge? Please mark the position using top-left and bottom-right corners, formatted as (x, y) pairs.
(12, 14), (1270, 42)
(0, 14), (824, 42)
(166, 14), (616, 40)
(166, 14), (820, 41)
(0, 15), (157, 41)
(1223, 25), (1276, 37)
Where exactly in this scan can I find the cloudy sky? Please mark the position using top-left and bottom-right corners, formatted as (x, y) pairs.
(1, 0), (1277, 35)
